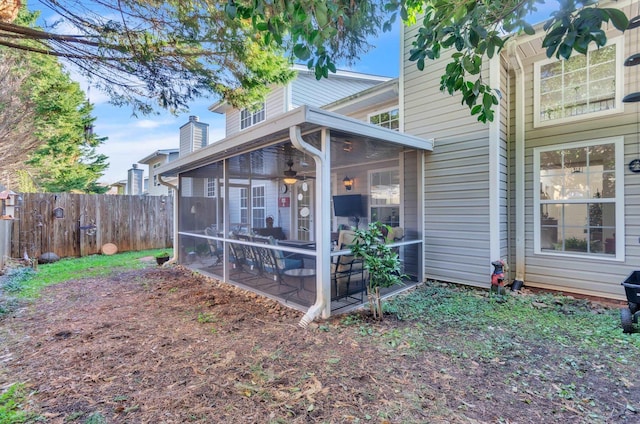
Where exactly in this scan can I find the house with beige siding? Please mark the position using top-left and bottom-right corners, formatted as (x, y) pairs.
(402, 0), (635, 300)
(157, 1), (635, 325)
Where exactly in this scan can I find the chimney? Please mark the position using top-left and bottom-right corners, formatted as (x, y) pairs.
(127, 164), (144, 195)
(180, 116), (209, 156)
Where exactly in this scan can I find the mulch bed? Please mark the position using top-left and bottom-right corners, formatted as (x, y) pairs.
(0, 264), (637, 423)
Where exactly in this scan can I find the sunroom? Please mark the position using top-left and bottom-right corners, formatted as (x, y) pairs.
(157, 106), (433, 324)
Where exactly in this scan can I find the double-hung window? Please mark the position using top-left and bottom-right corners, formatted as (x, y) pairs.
(240, 103), (266, 130)
(252, 185), (265, 229)
(534, 37), (622, 127)
(369, 107), (399, 131)
(534, 137), (623, 260)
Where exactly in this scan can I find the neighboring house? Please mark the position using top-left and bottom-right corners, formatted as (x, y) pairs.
(402, 0), (634, 300)
(138, 148), (179, 196)
(107, 180), (127, 195)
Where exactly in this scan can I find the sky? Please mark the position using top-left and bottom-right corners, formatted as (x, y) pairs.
(39, 1), (558, 184)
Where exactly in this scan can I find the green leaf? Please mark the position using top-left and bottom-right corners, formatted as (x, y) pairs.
(417, 58), (425, 71)
(293, 44), (311, 60)
(605, 8), (629, 31)
(522, 23), (535, 36)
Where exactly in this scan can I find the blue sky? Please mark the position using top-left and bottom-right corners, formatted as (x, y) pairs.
(41, 1), (557, 184)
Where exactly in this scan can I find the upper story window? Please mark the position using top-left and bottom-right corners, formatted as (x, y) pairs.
(240, 103), (266, 130)
(534, 137), (623, 260)
(534, 37), (622, 127)
(369, 107), (399, 131)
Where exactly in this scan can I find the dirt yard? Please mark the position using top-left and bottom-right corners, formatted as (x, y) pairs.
(0, 264), (637, 423)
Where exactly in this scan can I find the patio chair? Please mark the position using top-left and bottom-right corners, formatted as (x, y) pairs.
(204, 226), (223, 265)
(331, 230), (367, 302)
(252, 236), (303, 283)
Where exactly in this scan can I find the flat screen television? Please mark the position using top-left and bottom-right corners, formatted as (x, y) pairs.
(333, 194), (364, 217)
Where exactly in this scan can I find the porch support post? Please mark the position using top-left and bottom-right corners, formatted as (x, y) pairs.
(289, 125), (331, 325)
(157, 175), (179, 264)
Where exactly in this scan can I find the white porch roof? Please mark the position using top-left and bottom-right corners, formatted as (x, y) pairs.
(156, 105), (433, 177)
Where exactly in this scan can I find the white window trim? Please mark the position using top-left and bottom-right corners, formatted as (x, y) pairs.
(368, 166), (402, 225)
(367, 106), (400, 130)
(239, 102), (267, 131)
(533, 136), (624, 261)
(533, 36), (623, 128)
(251, 184), (266, 229)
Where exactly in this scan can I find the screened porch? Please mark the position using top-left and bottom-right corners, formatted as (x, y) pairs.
(158, 106), (433, 321)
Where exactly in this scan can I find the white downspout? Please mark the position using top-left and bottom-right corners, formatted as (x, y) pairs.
(289, 124), (331, 327)
(488, 55), (501, 266)
(507, 42), (526, 285)
(158, 175), (179, 265)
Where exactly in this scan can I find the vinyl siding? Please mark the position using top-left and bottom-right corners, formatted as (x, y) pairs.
(515, 3), (637, 300)
(291, 72), (386, 108)
(403, 23), (493, 288)
(224, 86), (287, 137)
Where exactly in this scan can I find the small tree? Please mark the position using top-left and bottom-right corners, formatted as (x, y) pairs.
(351, 222), (404, 320)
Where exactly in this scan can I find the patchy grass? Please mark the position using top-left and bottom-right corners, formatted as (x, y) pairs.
(0, 383), (38, 423)
(6, 249), (172, 299)
(381, 282), (636, 361)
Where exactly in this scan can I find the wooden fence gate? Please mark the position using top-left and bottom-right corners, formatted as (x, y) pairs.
(9, 193), (173, 259)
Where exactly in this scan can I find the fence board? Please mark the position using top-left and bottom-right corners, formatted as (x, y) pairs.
(9, 193), (173, 260)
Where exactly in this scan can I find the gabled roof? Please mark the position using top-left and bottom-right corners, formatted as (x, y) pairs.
(322, 78), (399, 115)
(138, 149), (180, 164)
(208, 65), (392, 114)
(157, 105), (433, 177)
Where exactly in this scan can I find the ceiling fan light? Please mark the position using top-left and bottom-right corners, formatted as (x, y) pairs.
(283, 177), (298, 185)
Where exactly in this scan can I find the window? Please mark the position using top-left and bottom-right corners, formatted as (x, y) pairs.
(240, 103), (266, 130)
(239, 188), (248, 224)
(369, 168), (400, 226)
(206, 178), (216, 197)
(534, 37), (622, 127)
(252, 185), (265, 229)
(152, 163), (161, 186)
(534, 137), (623, 259)
(369, 107), (399, 131)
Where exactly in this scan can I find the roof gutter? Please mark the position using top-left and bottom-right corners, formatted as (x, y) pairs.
(157, 175), (179, 265)
(289, 124), (331, 327)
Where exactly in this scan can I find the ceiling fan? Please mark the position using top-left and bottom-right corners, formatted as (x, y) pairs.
(282, 159), (315, 184)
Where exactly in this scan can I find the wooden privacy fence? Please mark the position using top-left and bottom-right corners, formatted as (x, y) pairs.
(8, 193), (173, 259)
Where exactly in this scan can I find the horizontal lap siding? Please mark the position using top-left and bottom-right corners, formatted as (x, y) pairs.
(518, 7), (638, 300)
(291, 74), (384, 108)
(403, 24), (492, 288)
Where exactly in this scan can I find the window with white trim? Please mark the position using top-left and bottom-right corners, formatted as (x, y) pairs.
(240, 103), (266, 130)
(240, 188), (248, 224)
(369, 168), (400, 227)
(252, 185), (265, 229)
(369, 107), (399, 131)
(534, 138), (623, 259)
(206, 178), (216, 197)
(534, 37), (622, 127)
